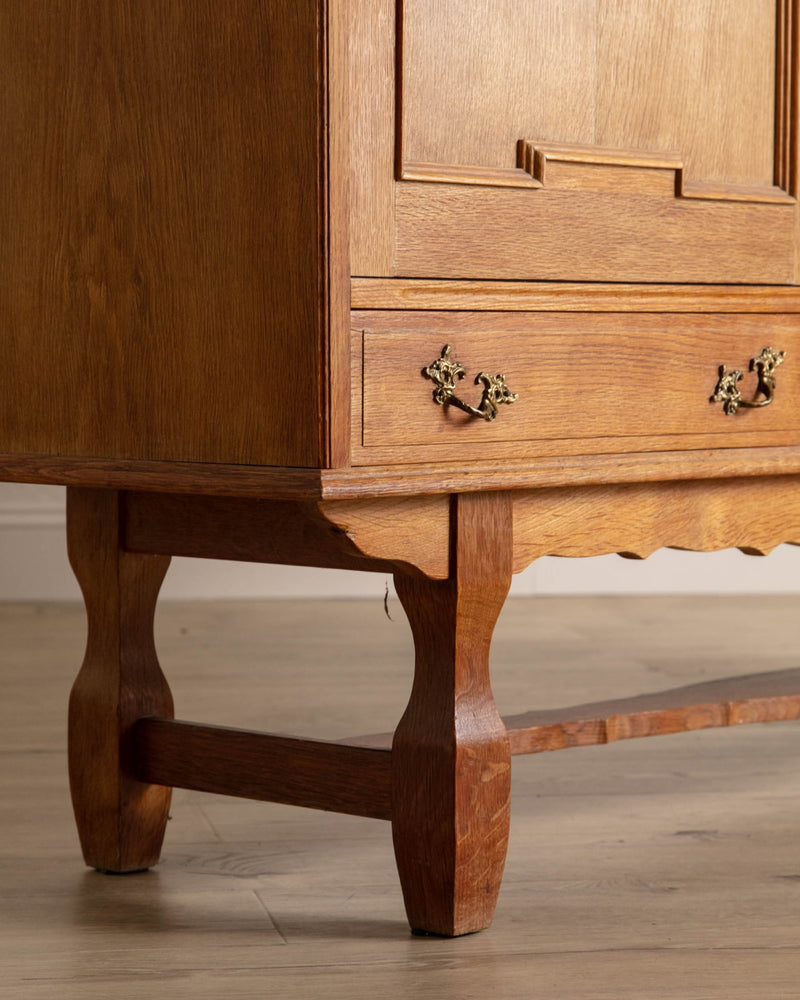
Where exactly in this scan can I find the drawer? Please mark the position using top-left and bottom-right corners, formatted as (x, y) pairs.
(351, 310), (800, 465)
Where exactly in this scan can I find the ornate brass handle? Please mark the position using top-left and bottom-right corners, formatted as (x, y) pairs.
(711, 346), (785, 415)
(422, 345), (518, 422)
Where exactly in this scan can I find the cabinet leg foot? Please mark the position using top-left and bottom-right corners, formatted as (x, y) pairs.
(391, 493), (512, 936)
(67, 489), (173, 873)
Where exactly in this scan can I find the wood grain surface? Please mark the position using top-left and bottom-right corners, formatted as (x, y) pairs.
(66, 488), (173, 872)
(353, 310), (800, 464)
(388, 0), (796, 283)
(351, 279), (800, 313)
(324, 0), (353, 467)
(348, 668), (800, 756)
(348, 0), (798, 281)
(122, 491), (450, 579)
(10, 445), (800, 500)
(0, 1), (330, 467)
(123, 492), (399, 575)
(346, 0), (395, 275)
(504, 669), (800, 755)
(512, 476), (800, 570)
(127, 474), (800, 602)
(391, 493), (513, 936)
(399, 1), (777, 189)
(133, 718), (392, 820)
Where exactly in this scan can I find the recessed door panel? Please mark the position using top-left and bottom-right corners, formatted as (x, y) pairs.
(349, 1), (800, 283)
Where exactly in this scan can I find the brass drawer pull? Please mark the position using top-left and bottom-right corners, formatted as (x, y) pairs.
(712, 346), (785, 415)
(422, 345), (518, 422)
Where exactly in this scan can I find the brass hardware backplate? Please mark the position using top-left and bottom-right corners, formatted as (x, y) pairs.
(422, 345), (518, 422)
(712, 346), (785, 415)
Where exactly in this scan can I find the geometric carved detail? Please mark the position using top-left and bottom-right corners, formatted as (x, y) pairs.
(402, 140), (796, 205)
(519, 141), (795, 205)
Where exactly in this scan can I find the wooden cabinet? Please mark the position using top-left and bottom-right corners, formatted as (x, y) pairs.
(3, 1), (800, 938)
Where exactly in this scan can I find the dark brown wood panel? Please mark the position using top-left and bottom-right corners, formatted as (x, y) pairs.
(133, 718), (392, 821)
(67, 489), (174, 873)
(122, 490), (451, 579)
(122, 493), (400, 573)
(0, 1), (327, 467)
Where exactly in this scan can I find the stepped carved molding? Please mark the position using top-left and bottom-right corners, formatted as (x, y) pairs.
(398, 0), (797, 206)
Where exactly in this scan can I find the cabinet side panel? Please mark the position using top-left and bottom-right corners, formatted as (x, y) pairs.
(0, 1), (324, 467)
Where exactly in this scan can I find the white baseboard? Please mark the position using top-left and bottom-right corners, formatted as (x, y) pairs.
(0, 483), (798, 599)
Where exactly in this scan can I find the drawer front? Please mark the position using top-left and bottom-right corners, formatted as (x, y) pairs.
(351, 311), (800, 465)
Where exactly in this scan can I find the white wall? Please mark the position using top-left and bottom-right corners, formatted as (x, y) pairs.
(1, 482), (799, 599)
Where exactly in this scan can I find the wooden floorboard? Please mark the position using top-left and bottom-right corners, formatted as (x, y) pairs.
(2, 595), (800, 997)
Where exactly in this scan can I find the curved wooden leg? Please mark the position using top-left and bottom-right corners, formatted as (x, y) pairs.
(67, 488), (173, 873)
(392, 492), (512, 936)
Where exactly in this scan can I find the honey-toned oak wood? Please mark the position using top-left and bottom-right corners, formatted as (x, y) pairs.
(0, 0), (335, 467)
(319, 447), (800, 499)
(393, 185), (794, 283)
(348, 668), (800, 754)
(399, 1), (778, 192)
(516, 141), (791, 203)
(348, 0), (800, 282)
(777, 0), (798, 196)
(511, 477), (800, 571)
(133, 718), (392, 820)
(6, 0), (800, 948)
(351, 279), (800, 313)
(318, 496), (450, 578)
(391, 492), (512, 936)
(6, 598), (800, 992)
(347, 0), (396, 275)
(67, 488), (173, 873)
(402, 141), (794, 202)
(324, 0), (353, 467)
(353, 311), (800, 464)
(504, 669), (800, 756)
(10, 446), (800, 501)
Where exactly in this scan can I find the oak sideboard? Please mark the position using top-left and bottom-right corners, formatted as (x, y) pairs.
(3, 1), (800, 936)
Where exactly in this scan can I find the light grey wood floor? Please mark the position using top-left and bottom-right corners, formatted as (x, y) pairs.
(2, 595), (800, 999)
